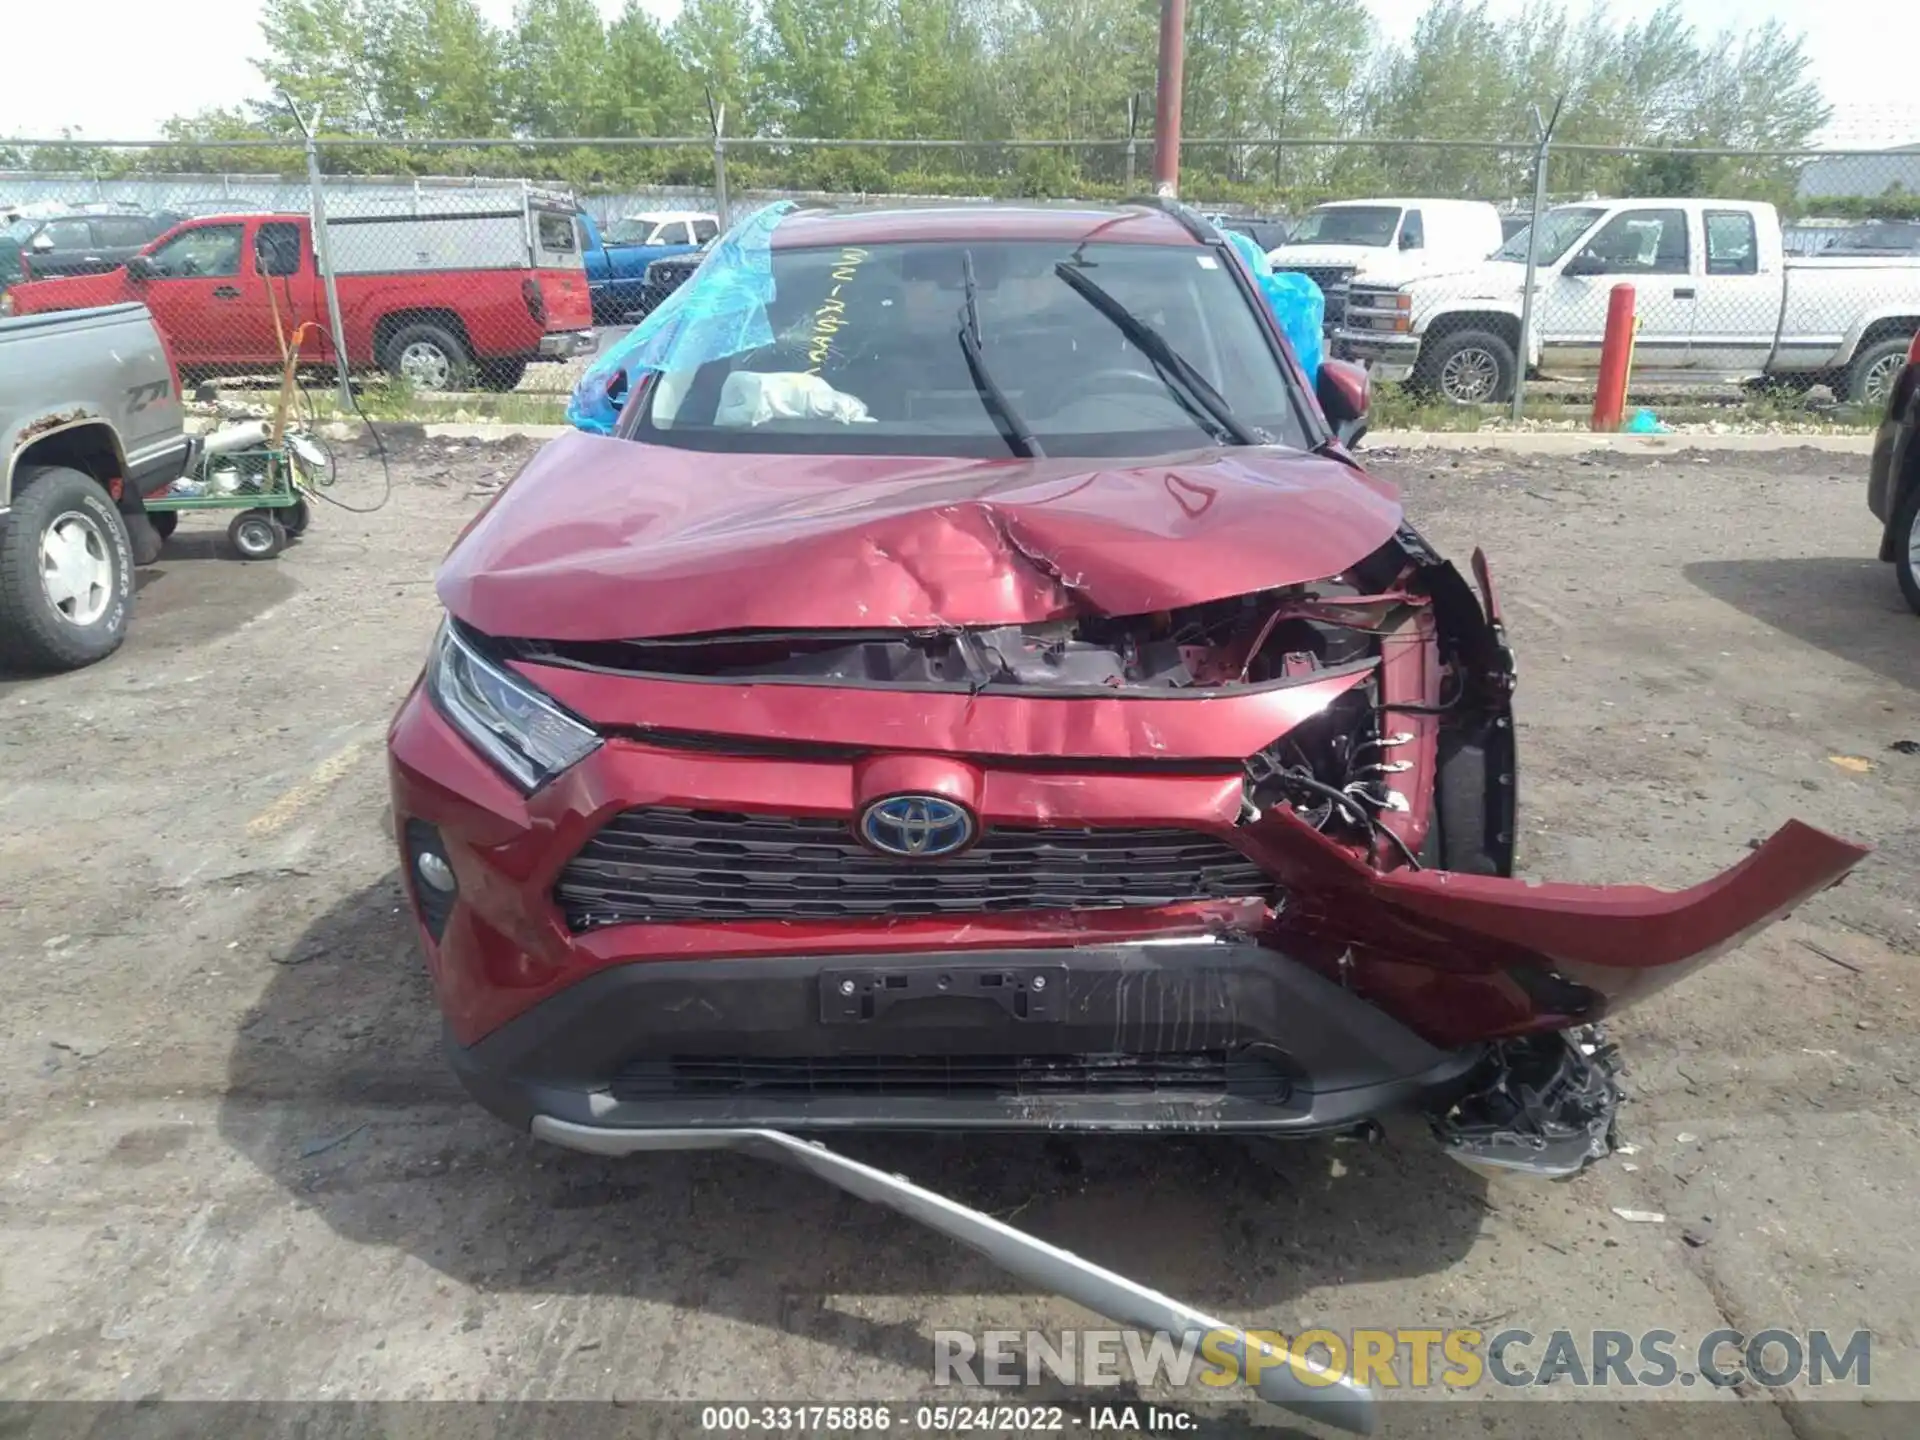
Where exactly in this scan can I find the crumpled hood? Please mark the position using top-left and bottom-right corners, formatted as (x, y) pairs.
(437, 431), (1404, 640)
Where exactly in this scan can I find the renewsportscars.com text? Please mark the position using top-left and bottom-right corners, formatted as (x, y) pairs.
(934, 1327), (1872, 1392)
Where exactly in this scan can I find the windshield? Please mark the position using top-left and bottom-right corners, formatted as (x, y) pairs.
(1282, 206), (1401, 248)
(634, 239), (1311, 459)
(608, 217), (661, 244)
(4, 218), (38, 243)
(1496, 206), (1606, 264)
(1829, 220), (1920, 253)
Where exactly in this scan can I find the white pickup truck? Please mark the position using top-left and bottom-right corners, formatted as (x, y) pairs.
(1336, 198), (1920, 407)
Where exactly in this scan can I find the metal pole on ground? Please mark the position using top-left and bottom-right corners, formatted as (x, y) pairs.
(1511, 96), (1562, 425)
(1152, 0), (1187, 197)
(282, 94), (354, 410)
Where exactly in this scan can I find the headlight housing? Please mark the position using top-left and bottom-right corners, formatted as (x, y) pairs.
(427, 619), (601, 792)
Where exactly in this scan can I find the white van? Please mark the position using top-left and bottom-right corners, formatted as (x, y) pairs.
(1266, 199), (1504, 326)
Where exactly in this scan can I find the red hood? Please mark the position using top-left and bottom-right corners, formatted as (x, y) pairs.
(7, 267), (130, 314)
(438, 431), (1404, 639)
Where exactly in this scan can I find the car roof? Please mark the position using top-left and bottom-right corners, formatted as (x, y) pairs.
(621, 210), (715, 223)
(768, 202), (1202, 250)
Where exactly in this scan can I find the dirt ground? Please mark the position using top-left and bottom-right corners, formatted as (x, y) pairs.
(1, 435), (1915, 1438)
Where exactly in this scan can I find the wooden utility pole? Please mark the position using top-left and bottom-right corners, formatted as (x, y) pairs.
(1152, 0), (1187, 196)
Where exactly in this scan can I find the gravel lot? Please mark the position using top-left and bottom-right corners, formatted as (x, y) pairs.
(1, 436), (1915, 1437)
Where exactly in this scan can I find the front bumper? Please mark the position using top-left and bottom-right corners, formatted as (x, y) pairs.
(1333, 329), (1420, 381)
(538, 329), (597, 358)
(447, 940), (1486, 1137)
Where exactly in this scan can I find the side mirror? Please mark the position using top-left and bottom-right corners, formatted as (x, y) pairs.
(1317, 359), (1371, 448)
(126, 254), (156, 281)
(1399, 231), (1421, 251)
(1562, 250), (1605, 278)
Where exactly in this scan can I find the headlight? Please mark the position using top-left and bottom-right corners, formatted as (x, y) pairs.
(427, 619), (601, 791)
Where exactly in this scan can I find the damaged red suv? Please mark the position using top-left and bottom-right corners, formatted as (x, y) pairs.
(388, 203), (1866, 1178)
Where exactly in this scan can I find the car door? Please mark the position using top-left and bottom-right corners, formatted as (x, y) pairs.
(25, 217), (96, 278)
(129, 221), (251, 367)
(91, 215), (157, 272)
(1537, 207), (1695, 371)
(1688, 209), (1781, 374)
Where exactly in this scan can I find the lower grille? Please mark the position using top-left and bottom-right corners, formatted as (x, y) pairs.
(611, 1051), (1293, 1102)
(556, 807), (1271, 929)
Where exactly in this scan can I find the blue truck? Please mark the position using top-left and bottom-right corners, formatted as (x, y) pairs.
(577, 210), (717, 325)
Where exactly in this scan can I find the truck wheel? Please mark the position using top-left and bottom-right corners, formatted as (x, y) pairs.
(0, 465), (135, 673)
(149, 510), (179, 541)
(1847, 338), (1910, 409)
(1893, 478), (1920, 617)
(475, 358), (528, 392)
(1416, 329), (1517, 406)
(383, 322), (470, 392)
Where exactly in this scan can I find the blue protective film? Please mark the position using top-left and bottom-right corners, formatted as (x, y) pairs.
(568, 200), (798, 434)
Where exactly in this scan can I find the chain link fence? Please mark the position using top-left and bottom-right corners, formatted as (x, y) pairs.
(4, 135), (1916, 419)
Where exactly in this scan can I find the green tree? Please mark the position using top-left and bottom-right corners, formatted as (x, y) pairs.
(375, 0), (506, 138)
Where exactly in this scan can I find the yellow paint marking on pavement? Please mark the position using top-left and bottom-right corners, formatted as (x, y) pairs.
(247, 741), (371, 837)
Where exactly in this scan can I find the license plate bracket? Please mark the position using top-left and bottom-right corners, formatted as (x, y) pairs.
(820, 962), (1068, 1025)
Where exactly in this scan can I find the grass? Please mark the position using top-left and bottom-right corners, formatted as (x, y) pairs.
(1368, 381), (1882, 434)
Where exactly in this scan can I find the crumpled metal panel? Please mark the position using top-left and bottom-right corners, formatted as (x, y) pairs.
(440, 431), (1403, 641)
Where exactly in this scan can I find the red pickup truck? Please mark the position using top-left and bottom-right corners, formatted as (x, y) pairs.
(0, 202), (595, 392)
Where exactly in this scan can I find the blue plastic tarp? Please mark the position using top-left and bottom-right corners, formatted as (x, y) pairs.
(568, 200), (797, 435)
(1220, 226), (1324, 387)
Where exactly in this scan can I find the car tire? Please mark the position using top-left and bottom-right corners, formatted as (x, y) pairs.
(1415, 329), (1518, 407)
(475, 358), (528, 392)
(1847, 338), (1911, 409)
(382, 322), (470, 393)
(148, 509), (179, 541)
(1892, 476), (1920, 617)
(0, 464), (135, 673)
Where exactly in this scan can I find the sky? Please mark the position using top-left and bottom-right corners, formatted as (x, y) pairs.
(2, 0), (1915, 149)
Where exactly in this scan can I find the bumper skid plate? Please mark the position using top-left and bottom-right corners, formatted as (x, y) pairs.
(531, 1117), (1379, 1435)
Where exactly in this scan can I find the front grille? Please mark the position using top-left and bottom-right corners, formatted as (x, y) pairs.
(1275, 265), (1353, 326)
(611, 1051), (1293, 1102)
(555, 807), (1271, 929)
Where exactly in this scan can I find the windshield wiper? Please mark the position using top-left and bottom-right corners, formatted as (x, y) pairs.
(957, 252), (1042, 458)
(1053, 262), (1263, 446)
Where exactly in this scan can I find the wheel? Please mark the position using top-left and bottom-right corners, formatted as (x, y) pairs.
(0, 464), (135, 672)
(1893, 477), (1920, 617)
(475, 358), (528, 392)
(281, 497), (311, 538)
(148, 509), (179, 541)
(381, 321), (470, 392)
(1846, 338), (1911, 409)
(228, 509), (287, 560)
(1415, 328), (1518, 406)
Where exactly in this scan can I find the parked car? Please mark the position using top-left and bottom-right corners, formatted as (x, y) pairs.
(1205, 213), (1292, 252)
(1867, 329), (1920, 613)
(579, 210), (717, 324)
(632, 237), (715, 319)
(1, 197), (594, 392)
(1339, 198), (1920, 406)
(3, 207), (182, 283)
(0, 303), (193, 671)
(1267, 199), (1505, 329)
(1825, 219), (1920, 257)
(386, 202), (1866, 1203)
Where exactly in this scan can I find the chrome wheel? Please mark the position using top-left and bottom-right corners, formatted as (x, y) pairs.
(1861, 353), (1904, 410)
(40, 510), (114, 627)
(1909, 491), (1920, 575)
(398, 340), (454, 390)
(1440, 346), (1501, 404)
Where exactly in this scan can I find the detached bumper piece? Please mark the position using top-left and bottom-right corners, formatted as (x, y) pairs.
(1431, 1029), (1623, 1180)
(533, 1120), (1378, 1436)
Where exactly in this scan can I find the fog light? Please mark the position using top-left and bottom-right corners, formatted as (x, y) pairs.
(416, 850), (457, 893)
